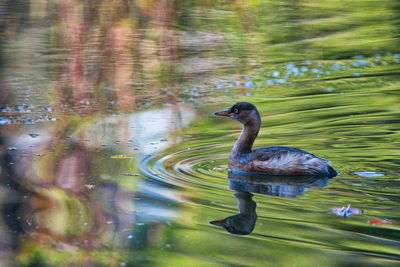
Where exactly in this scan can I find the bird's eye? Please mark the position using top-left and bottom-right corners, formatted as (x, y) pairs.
(233, 108), (239, 114)
(226, 226), (235, 232)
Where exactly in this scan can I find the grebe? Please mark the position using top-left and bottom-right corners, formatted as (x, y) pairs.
(214, 102), (337, 176)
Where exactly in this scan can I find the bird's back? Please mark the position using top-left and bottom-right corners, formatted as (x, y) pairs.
(229, 146), (336, 176)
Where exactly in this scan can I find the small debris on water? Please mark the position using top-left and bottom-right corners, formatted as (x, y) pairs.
(354, 171), (384, 177)
(332, 204), (362, 218)
(84, 184), (95, 191)
(29, 133), (40, 138)
(123, 173), (140, 177)
(368, 219), (392, 225)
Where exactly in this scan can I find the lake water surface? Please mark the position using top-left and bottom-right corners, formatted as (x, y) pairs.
(0, 0), (400, 266)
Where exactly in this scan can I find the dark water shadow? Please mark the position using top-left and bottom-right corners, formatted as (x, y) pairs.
(210, 171), (333, 235)
(0, 132), (35, 262)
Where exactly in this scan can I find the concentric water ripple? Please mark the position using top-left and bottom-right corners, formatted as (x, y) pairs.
(139, 144), (229, 190)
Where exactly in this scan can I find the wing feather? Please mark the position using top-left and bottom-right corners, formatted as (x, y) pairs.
(249, 146), (329, 175)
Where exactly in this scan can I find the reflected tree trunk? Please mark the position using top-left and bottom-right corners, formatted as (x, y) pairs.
(107, 20), (136, 111)
(58, 0), (95, 108)
(154, 0), (180, 103)
(56, 0), (138, 112)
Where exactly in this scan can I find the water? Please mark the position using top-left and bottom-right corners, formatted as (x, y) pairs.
(1, 0), (400, 266)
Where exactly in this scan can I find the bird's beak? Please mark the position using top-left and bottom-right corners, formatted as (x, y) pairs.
(214, 109), (230, 117)
(210, 219), (227, 227)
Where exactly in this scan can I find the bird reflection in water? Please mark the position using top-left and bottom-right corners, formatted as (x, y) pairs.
(210, 191), (257, 235)
(210, 171), (333, 235)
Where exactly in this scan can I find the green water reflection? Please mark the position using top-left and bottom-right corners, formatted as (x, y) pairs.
(0, 0), (400, 266)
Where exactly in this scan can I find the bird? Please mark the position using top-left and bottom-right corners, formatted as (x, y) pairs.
(214, 102), (337, 176)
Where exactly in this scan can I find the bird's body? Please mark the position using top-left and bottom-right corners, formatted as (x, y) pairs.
(230, 145), (335, 176)
(215, 102), (337, 176)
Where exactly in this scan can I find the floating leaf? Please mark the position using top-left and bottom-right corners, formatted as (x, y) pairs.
(368, 219), (392, 225)
(84, 184), (95, 191)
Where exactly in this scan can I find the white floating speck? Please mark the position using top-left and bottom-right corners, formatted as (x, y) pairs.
(354, 171), (384, 178)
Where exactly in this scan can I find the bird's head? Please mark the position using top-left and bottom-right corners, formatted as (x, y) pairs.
(214, 102), (260, 125)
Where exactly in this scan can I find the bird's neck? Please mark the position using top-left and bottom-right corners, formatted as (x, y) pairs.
(234, 191), (256, 216)
(232, 119), (260, 154)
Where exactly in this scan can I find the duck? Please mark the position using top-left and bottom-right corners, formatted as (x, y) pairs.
(214, 102), (337, 176)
